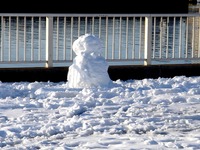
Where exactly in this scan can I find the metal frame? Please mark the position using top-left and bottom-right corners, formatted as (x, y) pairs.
(0, 13), (199, 68)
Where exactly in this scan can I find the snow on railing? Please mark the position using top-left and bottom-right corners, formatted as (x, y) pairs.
(0, 13), (200, 68)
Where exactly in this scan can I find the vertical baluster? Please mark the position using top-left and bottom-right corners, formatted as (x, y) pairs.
(1, 16), (4, 61)
(185, 17), (188, 58)
(112, 17), (115, 59)
(99, 17), (101, 38)
(125, 17), (128, 59)
(16, 16), (19, 61)
(105, 16), (108, 59)
(172, 17), (176, 58)
(38, 17), (41, 61)
(192, 17), (195, 58)
(153, 17), (156, 58)
(70, 17), (73, 60)
(56, 17), (59, 61)
(198, 16), (200, 58)
(159, 17), (162, 59)
(85, 17), (87, 34)
(31, 17), (34, 61)
(119, 17), (122, 59)
(24, 17), (26, 61)
(132, 17), (135, 59)
(166, 17), (169, 58)
(78, 16), (80, 37)
(92, 17), (94, 34)
(179, 17), (182, 58)
(63, 17), (66, 60)
(139, 17), (142, 59)
(9, 16), (11, 61)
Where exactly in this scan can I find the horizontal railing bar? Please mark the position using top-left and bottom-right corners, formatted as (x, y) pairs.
(52, 59), (145, 63)
(1, 57), (198, 63)
(0, 61), (46, 64)
(0, 13), (200, 17)
(152, 58), (200, 61)
(106, 59), (145, 61)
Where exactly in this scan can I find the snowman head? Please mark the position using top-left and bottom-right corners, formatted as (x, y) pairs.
(72, 33), (103, 56)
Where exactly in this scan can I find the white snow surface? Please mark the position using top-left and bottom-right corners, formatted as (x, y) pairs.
(0, 76), (200, 149)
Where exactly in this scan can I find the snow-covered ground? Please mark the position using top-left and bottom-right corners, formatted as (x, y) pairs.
(0, 34), (200, 149)
(0, 76), (200, 149)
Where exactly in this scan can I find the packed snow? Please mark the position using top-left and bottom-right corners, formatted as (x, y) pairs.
(67, 33), (111, 88)
(0, 34), (200, 149)
(1, 76), (200, 149)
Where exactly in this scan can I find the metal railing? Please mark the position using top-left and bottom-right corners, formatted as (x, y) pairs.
(0, 13), (200, 68)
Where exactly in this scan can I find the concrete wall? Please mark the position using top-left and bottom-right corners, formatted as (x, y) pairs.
(1, 64), (200, 82)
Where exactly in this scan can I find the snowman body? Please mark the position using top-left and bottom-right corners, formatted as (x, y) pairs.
(67, 34), (111, 88)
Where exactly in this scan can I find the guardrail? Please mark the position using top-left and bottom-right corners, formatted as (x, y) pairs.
(0, 13), (200, 68)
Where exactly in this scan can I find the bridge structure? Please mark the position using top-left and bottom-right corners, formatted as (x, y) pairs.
(1, 12), (200, 82)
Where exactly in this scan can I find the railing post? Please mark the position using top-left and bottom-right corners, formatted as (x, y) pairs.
(144, 16), (152, 66)
(46, 16), (53, 68)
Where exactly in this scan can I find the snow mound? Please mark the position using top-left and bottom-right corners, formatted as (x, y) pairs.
(67, 34), (112, 88)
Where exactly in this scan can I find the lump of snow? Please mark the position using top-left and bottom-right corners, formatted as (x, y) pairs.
(67, 34), (112, 88)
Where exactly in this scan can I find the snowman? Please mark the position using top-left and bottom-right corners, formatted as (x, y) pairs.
(67, 33), (112, 88)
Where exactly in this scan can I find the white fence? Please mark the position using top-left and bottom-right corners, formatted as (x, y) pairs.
(0, 13), (200, 68)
